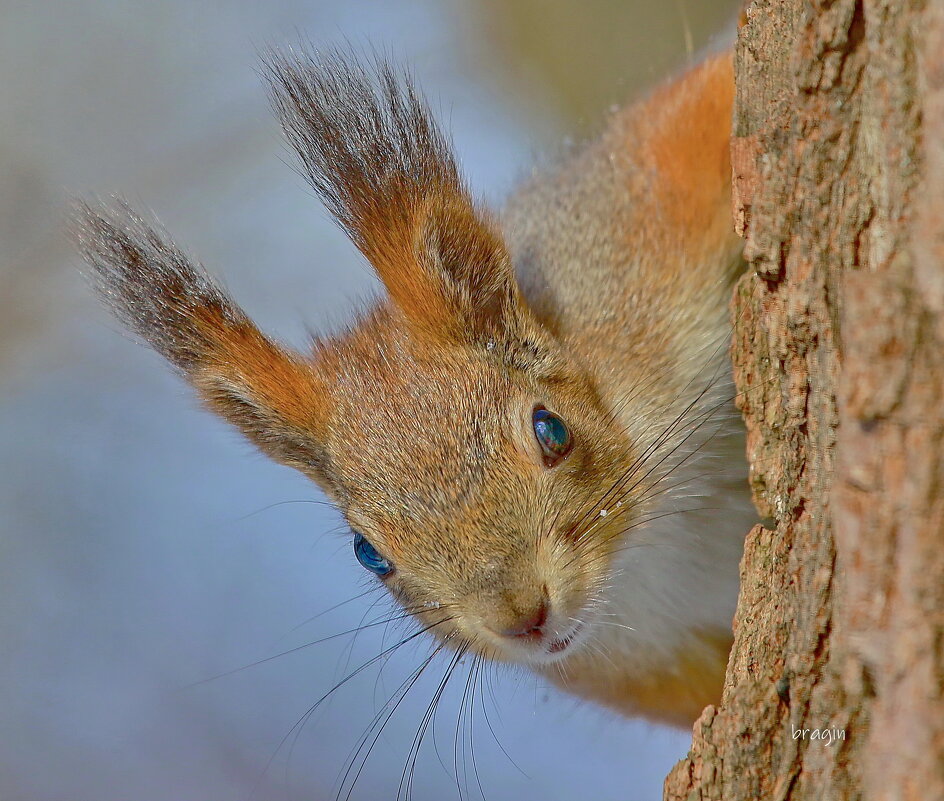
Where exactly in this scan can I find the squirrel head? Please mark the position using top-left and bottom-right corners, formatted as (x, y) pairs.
(74, 49), (689, 667)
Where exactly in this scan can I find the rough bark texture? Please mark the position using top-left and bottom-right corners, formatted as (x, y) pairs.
(664, 1), (944, 800)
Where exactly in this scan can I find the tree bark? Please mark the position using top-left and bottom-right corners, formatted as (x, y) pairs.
(664, 2), (944, 799)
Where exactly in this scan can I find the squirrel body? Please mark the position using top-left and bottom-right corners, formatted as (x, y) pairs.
(76, 50), (753, 727)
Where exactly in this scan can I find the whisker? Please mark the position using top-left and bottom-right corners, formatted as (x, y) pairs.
(186, 609), (426, 688)
(232, 497), (340, 523)
(589, 620), (638, 632)
(568, 374), (775, 556)
(476, 660), (529, 778)
(337, 594), (390, 684)
(468, 656), (489, 801)
(247, 618), (454, 801)
(568, 368), (727, 544)
(454, 652), (475, 801)
(340, 638), (457, 801)
(286, 587), (380, 636)
(605, 403), (731, 511)
(398, 642), (469, 801)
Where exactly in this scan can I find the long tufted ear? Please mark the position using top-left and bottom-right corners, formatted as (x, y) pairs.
(73, 200), (335, 488)
(263, 48), (525, 345)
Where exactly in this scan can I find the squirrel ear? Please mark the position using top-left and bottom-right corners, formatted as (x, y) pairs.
(264, 48), (525, 344)
(73, 200), (335, 489)
(409, 193), (522, 342)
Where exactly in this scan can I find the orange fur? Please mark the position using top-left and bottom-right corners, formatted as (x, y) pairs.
(630, 53), (734, 238)
(76, 47), (752, 728)
(548, 627), (733, 727)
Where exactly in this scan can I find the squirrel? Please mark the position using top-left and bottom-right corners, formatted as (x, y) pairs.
(74, 46), (753, 728)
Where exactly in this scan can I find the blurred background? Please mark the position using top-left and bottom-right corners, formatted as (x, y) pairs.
(0, 1), (736, 799)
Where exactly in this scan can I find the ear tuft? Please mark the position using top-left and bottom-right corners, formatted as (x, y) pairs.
(72, 198), (241, 373)
(263, 47), (522, 343)
(262, 47), (460, 273)
(72, 199), (333, 482)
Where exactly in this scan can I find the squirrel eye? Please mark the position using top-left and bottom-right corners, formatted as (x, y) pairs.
(532, 407), (572, 466)
(353, 531), (394, 577)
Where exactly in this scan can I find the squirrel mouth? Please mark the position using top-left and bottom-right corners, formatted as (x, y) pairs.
(548, 623), (583, 654)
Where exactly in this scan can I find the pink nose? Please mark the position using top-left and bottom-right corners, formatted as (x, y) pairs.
(501, 600), (549, 640)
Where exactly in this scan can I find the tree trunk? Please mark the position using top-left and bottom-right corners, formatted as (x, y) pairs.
(664, 1), (944, 799)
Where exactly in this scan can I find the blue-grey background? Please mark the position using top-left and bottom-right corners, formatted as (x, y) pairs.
(0, 2), (735, 799)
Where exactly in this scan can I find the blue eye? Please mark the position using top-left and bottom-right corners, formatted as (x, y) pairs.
(353, 531), (394, 577)
(532, 407), (572, 466)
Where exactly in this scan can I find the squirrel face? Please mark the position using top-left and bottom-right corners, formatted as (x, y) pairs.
(73, 50), (644, 669)
(311, 302), (642, 665)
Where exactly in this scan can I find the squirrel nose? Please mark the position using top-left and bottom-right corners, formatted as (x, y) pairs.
(500, 600), (549, 641)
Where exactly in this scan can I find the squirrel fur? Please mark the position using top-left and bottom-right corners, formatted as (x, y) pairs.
(75, 48), (752, 727)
